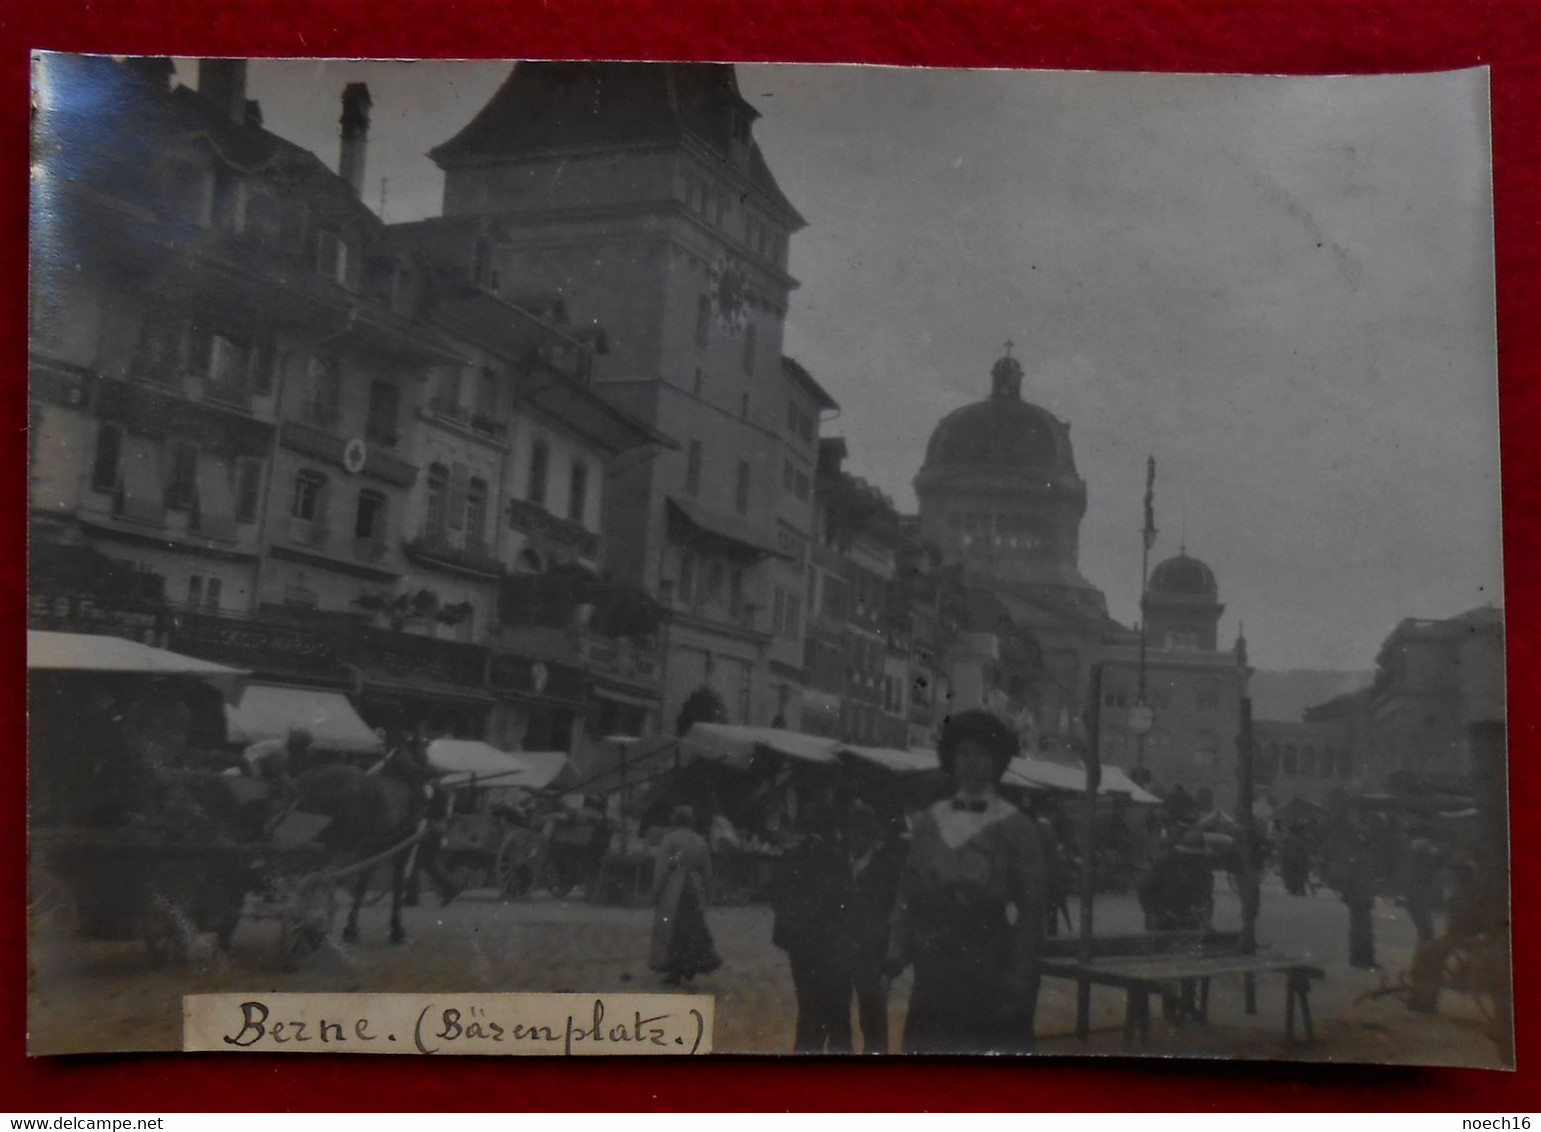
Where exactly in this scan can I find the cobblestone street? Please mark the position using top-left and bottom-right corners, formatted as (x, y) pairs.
(28, 875), (1505, 1067)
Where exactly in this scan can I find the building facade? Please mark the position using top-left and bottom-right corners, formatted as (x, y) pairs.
(1255, 605), (1507, 803)
(912, 347), (1123, 748)
(29, 55), (662, 751)
(418, 62), (825, 734)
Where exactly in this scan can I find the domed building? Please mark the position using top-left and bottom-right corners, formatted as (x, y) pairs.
(913, 350), (1107, 616)
(1145, 550), (1225, 651)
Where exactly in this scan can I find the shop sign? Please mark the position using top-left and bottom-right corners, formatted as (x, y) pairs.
(28, 592), (169, 645)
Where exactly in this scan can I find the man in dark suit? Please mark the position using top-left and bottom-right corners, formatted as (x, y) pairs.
(843, 801), (905, 1053)
(772, 804), (853, 1052)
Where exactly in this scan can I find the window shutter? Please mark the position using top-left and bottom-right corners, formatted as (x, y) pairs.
(314, 476), (331, 527)
(91, 425), (123, 492)
(183, 321), (212, 377)
(448, 463), (469, 531)
(233, 459), (262, 524)
(251, 340), (275, 395)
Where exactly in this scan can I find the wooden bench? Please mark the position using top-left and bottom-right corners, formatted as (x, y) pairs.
(1038, 933), (1325, 1048)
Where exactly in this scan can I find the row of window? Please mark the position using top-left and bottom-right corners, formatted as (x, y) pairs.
(1265, 743), (1353, 781)
(786, 401), (815, 442)
(135, 313), (279, 398)
(950, 511), (1052, 553)
(680, 169), (789, 269)
(158, 159), (360, 292)
(1104, 682), (1222, 713)
(91, 424), (263, 525)
(134, 315), (424, 451)
(677, 550), (748, 619)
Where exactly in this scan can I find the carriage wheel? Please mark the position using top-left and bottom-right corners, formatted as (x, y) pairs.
(279, 877), (338, 969)
(494, 835), (538, 899)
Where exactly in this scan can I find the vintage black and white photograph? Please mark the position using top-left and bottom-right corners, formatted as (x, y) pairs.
(26, 54), (1509, 1064)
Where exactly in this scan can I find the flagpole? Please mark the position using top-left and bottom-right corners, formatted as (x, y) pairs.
(1136, 456), (1156, 781)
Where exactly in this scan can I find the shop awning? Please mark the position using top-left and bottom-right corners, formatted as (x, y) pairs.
(225, 683), (381, 754)
(28, 630), (248, 703)
(1003, 754), (1160, 804)
(838, 744), (940, 775)
(682, 723), (839, 769)
(426, 739), (572, 791)
(569, 734), (680, 795)
(666, 497), (783, 561)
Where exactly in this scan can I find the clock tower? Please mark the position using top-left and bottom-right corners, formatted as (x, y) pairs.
(423, 62), (814, 731)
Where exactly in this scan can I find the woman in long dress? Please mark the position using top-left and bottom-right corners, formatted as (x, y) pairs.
(650, 805), (722, 985)
(887, 710), (1047, 1053)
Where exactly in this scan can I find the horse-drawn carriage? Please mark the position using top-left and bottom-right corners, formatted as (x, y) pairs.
(28, 632), (426, 967)
(425, 739), (599, 900)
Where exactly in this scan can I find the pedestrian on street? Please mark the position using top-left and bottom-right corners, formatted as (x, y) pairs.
(1401, 822), (1444, 945)
(844, 800), (904, 1053)
(770, 803), (853, 1052)
(886, 709), (1048, 1054)
(1334, 817), (1379, 970)
(650, 804), (722, 986)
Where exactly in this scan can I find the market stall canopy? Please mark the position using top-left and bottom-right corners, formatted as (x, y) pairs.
(1003, 754), (1161, 804)
(426, 739), (572, 790)
(569, 734), (680, 795)
(838, 744), (940, 775)
(27, 630), (248, 703)
(682, 723), (839, 769)
(225, 683), (381, 754)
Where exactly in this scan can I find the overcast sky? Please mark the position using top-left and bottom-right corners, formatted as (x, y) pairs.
(227, 60), (1501, 672)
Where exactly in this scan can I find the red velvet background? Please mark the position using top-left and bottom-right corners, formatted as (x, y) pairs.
(2, 0), (1537, 1112)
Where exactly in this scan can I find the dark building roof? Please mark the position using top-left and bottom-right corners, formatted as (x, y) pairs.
(781, 356), (840, 412)
(1148, 552), (1219, 598)
(37, 54), (376, 233)
(920, 352), (1077, 474)
(429, 62), (803, 226)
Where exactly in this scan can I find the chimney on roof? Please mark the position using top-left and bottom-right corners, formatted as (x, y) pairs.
(197, 59), (248, 124)
(339, 83), (372, 198)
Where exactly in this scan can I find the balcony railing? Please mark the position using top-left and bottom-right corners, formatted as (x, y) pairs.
(404, 532), (504, 578)
(505, 497), (601, 560)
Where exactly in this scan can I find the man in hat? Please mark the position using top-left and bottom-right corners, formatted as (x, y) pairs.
(242, 727), (313, 809)
(886, 709), (1048, 1054)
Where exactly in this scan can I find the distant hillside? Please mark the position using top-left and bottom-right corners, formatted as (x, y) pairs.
(1249, 669), (1373, 721)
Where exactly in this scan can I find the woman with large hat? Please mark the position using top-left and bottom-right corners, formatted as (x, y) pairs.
(886, 709), (1048, 1053)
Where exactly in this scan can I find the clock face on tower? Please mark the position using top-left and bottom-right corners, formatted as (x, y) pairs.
(710, 253), (748, 339)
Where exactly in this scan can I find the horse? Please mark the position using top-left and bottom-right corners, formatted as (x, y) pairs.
(294, 762), (426, 945)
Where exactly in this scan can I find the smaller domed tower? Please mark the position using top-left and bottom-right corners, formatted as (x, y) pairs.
(1145, 551), (1224, 651)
